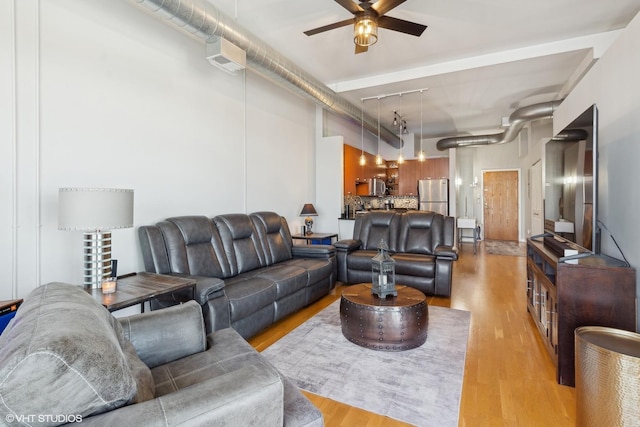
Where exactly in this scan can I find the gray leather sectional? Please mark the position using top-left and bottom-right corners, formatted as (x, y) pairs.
(138, 211), (337, 339)
(335, 210), (458, 297)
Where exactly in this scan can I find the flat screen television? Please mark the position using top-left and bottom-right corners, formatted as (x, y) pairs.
(544, 104), (599, 254)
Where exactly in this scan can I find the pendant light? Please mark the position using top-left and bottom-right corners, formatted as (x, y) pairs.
(375, 97), (383, 165)
(397, 95), (404, 164)
(418, 89), (426, 162)
(359, 101), (366, 166)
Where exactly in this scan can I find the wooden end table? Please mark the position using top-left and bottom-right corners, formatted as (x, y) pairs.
(85, 272), (196, 313)
(340, 283), (428, 351)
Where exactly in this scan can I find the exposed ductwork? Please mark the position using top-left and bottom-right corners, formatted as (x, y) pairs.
(126, 0), (403, 148)
(551, 128), (589, 141)
(436, 100), (563, 150)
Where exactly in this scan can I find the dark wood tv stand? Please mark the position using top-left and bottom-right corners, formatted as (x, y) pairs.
(526, 237), (636, 386)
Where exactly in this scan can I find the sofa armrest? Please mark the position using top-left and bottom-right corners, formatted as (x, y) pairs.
(291, 244), (335, 259)
(434, 245), (459, 261)
(333, 239), (362, 252)
(119, 301), (206, 369)
(160, 274), (225, 305)
(77, 364), (284, 427)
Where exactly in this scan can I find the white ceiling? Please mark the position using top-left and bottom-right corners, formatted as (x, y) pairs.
(213, 0), (640, 140)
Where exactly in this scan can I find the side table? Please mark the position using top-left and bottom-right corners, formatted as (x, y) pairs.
(292, 233), (338, 245)
(85, 272), (196, 313)
(457, 217), (478, 254)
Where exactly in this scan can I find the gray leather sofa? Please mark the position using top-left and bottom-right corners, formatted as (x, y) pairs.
(334, 210), (458, 297)
(0, 282), (323, 426)
(138, 211), (336, 339)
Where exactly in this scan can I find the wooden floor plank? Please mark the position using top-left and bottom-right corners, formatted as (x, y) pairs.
(249, 242), (576, 426)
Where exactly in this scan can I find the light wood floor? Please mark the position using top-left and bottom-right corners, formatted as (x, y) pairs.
(249, 242), (576, 426)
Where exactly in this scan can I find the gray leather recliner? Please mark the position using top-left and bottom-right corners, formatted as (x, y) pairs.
(334, 211), (458, 296)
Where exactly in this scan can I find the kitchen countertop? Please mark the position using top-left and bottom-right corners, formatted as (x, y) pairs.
(339, 208), (414, 220)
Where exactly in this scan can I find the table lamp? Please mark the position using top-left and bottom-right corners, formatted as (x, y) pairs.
(300, 203), (318, 235)
(58, 188), (134, 289)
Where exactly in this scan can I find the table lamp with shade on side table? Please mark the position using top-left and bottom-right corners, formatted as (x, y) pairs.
(300, 203), (318, 235)
(58, 188), (134, 290)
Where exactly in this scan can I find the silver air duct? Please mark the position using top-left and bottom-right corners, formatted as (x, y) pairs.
(551, 129), (589, 141)
(127, 0), (403, 148)
(436, 100), (563, 150)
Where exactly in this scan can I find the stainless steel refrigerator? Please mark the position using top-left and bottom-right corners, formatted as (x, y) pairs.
(418, 179), (449, 215)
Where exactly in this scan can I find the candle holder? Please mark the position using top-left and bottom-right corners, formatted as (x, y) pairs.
(371, 238), (397, 298)
(101, 277), (117, 294)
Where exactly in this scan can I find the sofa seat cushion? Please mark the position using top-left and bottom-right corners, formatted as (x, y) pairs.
(346, 250), (379, 271)
(0, 283), (140, 422)
(224, 277), (277, 322)
(286, 258), (334, 285)
(392, 253), (436, 277)
(254, 264), (307, 299)
(204, 328), (323, 427)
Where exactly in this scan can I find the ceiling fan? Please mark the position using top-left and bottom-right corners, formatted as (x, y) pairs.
(303, 0), (427, 54)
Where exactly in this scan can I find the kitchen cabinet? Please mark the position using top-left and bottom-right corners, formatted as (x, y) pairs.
(343, 145), (386, 196)
(397, 158), (450, 195)
(343, 145), (449, 196)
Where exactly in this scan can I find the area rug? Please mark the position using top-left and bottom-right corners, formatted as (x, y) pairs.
(484, 239), (526, 256)
(262, 300), (471, 427)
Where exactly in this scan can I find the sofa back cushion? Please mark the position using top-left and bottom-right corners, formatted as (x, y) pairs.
(159, 216), (229, 278)
(396, 211), (444, 255)
(214, 214), (265, 276)
(250, 212), (293, 265)
(354, 211), (400, 251)
(0, 283), (146, 423)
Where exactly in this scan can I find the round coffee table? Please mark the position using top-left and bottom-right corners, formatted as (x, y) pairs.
(340, 283), (428, 351)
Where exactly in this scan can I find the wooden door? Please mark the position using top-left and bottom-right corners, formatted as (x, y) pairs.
(483, 170), (519, 241)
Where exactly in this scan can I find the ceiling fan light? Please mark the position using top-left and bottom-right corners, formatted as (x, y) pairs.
(354, 14), (378, 47)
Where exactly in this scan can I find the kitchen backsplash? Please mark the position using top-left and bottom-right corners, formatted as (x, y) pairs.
(343, 194), (418, 214)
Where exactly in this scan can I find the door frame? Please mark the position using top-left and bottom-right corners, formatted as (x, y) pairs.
(480, 168), (522, 241)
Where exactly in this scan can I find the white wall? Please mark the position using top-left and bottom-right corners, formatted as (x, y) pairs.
(0, 0), (316, 299)
(554, 11), (640, 330)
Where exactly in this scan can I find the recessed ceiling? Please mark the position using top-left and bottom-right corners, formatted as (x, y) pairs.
(213, 0), (640, 140)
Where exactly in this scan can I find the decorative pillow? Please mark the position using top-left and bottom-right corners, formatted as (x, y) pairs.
(0, 283), (138, 425)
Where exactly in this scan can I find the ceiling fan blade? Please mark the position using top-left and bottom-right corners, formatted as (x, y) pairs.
(370, 0), (406, 16)
(335, 0), (363, 14)
(304, 18), (355, 36)
(355, 44), (368, 54)
(378, 15), (427, 37)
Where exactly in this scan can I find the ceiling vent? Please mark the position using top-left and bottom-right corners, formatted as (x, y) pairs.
(206, 38), (246, 75)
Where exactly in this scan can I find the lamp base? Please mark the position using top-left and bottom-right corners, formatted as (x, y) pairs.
(305, 217), (314, 235)
(83, 231), (112, 289)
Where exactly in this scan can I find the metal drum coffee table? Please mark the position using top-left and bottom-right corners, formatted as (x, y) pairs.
(340, 283), (428, 351)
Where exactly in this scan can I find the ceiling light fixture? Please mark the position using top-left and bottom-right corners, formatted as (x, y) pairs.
(418, 89), (426, 162)
(354, 12), (378, 47)
(359, 101), (366, 166)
